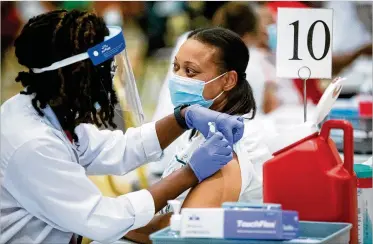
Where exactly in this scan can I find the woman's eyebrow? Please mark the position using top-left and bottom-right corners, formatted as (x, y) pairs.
(184, 60), (201, 68)
(174, 55), (201, 68)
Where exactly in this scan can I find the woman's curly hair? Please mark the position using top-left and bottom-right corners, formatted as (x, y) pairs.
(14, 9), (118, 141)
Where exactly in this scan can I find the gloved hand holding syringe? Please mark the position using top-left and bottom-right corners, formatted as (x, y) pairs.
(188, 120), (233, 182)
(185, 104), (245, 145)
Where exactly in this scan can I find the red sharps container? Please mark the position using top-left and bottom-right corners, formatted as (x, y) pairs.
(264, 78), (358, 244)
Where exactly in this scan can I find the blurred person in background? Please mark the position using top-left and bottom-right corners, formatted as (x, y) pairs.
(212, 2), (278, 114)
(239, 0), (372, 130)
(93, 1), (147, 82)
(264, 1), (372, 98)
(1, 2), (21, 65)
(138, 2), (178, 58)
(125, 27), (272, 244)
(1, 1), (85, 103)
(256, 1), (324, 109)
(324, 1), (372, 96)
(137, 1), (227, 58)
(2, 1), (55, 103)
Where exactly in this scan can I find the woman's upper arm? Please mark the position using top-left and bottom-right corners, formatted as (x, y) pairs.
(123, 154), (242, 242)
(182, 153), (241, 208)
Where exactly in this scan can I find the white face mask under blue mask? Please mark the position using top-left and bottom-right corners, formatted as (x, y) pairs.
(168, 72), (227, 108)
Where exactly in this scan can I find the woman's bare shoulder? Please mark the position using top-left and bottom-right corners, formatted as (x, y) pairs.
(181, 153), (241, 208)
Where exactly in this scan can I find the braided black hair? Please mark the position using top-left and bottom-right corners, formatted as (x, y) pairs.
(14, 10), (118, 141)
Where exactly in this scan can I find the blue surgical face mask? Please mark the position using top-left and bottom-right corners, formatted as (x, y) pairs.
(168, 72), (226, 108)
(267, 24), (277, 52)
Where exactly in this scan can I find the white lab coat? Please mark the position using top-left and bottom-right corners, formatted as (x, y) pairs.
(0, 94), (163, 243)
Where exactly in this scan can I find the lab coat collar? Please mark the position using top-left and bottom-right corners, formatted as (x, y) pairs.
(40, 100), (79, 155)
(41, 104), (64, 131)
(41, 105), (77, 146)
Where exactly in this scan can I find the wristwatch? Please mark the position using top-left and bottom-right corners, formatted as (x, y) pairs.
(174, 104), (190, 129)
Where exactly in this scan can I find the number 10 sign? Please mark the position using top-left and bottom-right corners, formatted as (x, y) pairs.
(276, 8), (333, 79)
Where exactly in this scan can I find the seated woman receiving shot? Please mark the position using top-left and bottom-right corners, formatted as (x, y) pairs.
(125, 27), (272, 243)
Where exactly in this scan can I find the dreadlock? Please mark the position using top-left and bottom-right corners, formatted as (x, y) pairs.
(14, 9), (118, 141)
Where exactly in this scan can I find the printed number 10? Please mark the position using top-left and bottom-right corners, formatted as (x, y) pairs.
(289, 20), (331, 61)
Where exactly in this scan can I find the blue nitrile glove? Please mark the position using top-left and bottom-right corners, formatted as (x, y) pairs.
(189, 130), (233, 182)
(185, 105), (245, 145)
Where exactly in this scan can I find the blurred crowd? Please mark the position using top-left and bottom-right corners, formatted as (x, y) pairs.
(2, 1), (230, 108)
(1, 1), (372, 186)
(2, 1), (372, 117)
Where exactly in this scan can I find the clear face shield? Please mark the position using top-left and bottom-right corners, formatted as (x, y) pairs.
(31, 26), (144, 127)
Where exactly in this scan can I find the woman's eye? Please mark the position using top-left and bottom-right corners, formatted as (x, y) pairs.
(186, 68), (196, 76)
(172, 63), (179, 71)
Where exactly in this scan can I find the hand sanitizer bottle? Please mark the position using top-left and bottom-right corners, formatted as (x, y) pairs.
(168, 200), (181, 237)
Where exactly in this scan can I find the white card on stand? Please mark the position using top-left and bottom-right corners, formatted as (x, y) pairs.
(276, 8), (333, 79)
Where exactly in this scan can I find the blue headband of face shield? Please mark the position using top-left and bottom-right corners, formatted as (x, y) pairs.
(31, 26), (125, 73)
(31, 26), (145, 126)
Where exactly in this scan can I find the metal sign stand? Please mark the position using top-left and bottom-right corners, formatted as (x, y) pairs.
(298, 66), (311, 122)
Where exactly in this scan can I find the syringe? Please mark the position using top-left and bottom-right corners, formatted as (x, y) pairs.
(208, 122), (216, 134)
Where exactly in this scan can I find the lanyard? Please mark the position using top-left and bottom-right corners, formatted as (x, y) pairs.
(42, 106), (80, 163)
(175, 155), (186, 165)
(174, 133), (204, 166)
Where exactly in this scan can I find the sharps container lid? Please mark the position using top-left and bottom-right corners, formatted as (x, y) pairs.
(267, 77), (344, 154)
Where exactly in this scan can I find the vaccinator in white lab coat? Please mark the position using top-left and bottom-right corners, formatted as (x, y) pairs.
(0, 10), (245, 243)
